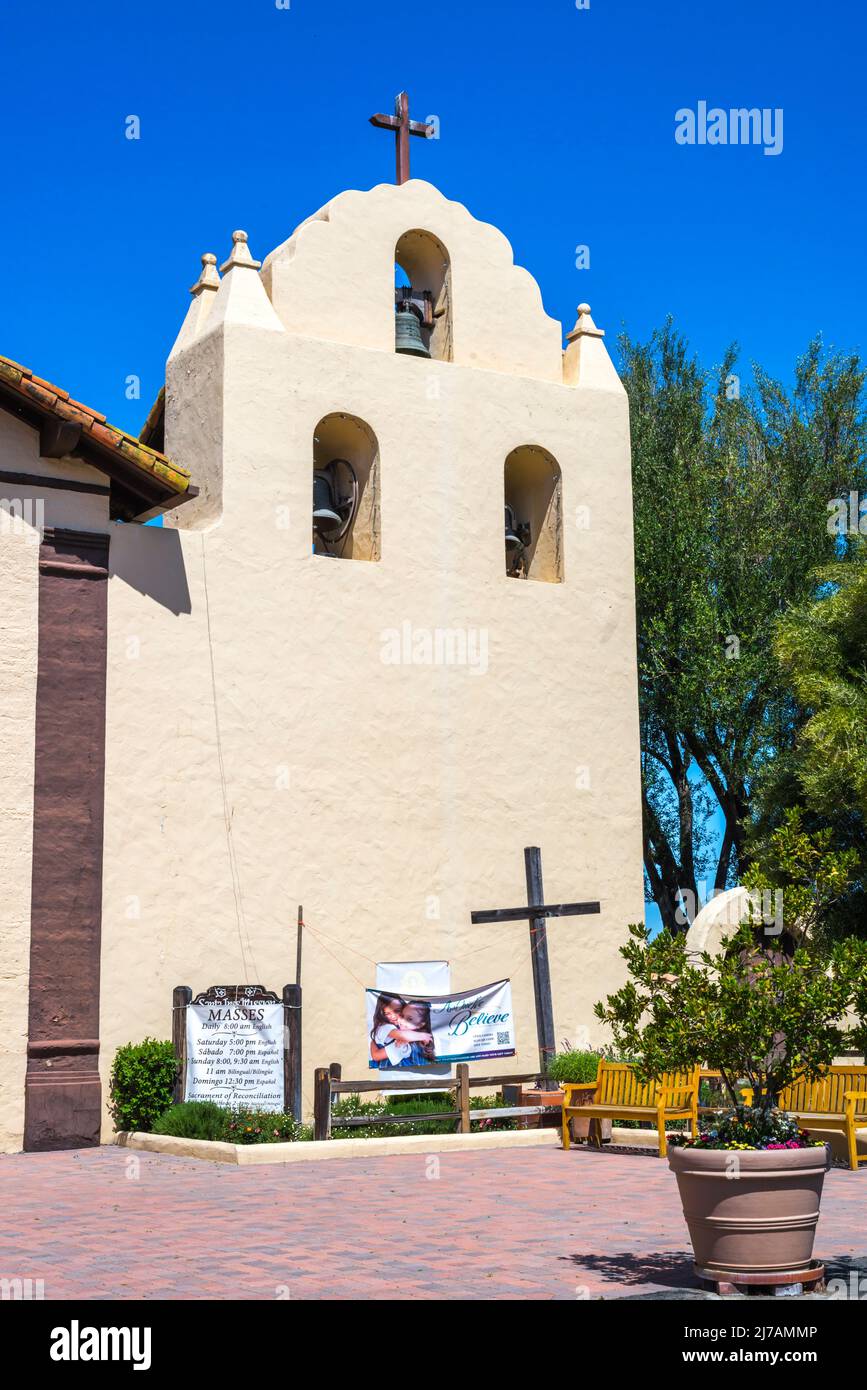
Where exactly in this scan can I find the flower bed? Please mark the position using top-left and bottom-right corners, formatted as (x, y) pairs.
(152, 1101), (312, 1144)
(668, 1105), (826, 1152)
(136, 1094), (517, 1145)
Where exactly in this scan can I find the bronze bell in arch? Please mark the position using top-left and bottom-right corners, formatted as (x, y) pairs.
(505, 504), (531, 576)
(395, 302), (430, 358)
(312, 469), (344, 538)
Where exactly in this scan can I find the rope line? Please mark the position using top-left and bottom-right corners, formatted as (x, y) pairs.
(200, 534), (259, 984)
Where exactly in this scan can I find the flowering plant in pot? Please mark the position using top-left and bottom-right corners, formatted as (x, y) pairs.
(595, 922), (867, 1277)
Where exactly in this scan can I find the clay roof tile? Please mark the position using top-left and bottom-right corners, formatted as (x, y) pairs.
(0, 351), (191, 516)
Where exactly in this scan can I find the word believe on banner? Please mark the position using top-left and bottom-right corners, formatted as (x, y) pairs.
(185, 986), (284, 1111)
(366, 978), (515, 1069)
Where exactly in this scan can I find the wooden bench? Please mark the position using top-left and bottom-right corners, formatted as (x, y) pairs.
(749, 1067), (867, 1172)
(561, 1061), (700, 1158)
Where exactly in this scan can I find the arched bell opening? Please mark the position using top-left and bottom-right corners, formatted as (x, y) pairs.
(394, 229), (452, 362)
(312, 413), (381, 561)
(503, 446), (564, 583)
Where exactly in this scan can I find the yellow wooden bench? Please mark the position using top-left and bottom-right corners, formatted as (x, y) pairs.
(561, 1060), (700, 1158)
(746, 1066), (867, 1172)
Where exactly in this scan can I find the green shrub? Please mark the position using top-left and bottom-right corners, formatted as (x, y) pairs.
(548, 1049), (600, 1085)
(109, 1038), (178, 1133)
(152, 1101), (229, 1141)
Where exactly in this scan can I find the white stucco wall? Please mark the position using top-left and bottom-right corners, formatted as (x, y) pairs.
(0, 523), (38, 1151)
(0, 180), (644, 1146)
(99, 181), (644, 1131)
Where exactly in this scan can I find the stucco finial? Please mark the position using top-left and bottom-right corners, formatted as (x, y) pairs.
(566, 304), (605, 342)
(563, 301), (623, 392)
(207, 228), (283, 335)
(169, 254), (223, 360)
(220, 230), (262, 273)
(189, 253), (220, 297)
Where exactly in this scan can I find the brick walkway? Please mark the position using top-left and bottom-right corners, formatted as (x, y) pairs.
(0, 1144), (863, 1300)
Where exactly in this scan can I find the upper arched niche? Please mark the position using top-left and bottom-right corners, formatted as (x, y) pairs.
(394, 229), (452, 362)
(260, 181), (563, 382)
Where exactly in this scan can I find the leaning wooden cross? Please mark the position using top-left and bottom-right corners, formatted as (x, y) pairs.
(471, 847), (600, 1077)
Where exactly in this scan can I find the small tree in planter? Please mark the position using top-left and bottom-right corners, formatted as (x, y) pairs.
(595, 924), (867, 1277)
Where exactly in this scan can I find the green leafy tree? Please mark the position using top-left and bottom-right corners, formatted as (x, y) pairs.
(623, 323), (867, 930)
(750, 548), (867, 936)
(595, 924), (867, 1114)
(744, 808), (860, 945)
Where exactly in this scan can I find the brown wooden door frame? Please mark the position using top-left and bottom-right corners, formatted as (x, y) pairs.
(23, 527), (110, 1151)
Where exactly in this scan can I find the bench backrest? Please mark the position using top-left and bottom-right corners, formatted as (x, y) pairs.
(595, 1061), (698, 1107)
(779, 1065), (867, 1115)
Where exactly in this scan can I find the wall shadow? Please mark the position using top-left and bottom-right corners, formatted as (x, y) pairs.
(110, 522), (192, 616)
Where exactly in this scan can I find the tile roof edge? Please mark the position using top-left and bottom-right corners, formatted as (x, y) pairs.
(0, 354), (190, 494)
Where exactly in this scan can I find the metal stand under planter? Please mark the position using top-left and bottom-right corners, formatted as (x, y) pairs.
(695, 1261), (826, 1298)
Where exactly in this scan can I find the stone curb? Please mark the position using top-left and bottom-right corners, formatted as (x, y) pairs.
(115, 1127), (560, 1166)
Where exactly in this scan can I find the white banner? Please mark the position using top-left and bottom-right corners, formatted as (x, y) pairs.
(367, 978), (515, 1069)
(375, 961), (452, 1082)
(185, 987), (284, 1111)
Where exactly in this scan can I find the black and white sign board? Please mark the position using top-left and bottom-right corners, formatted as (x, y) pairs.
(184, 985), (285, 1112)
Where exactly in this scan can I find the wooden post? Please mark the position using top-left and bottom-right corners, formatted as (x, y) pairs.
(328, 1062), (341, 1135)
(456, 1063), (470, 1134)
(284, 984), (302, 1122)
(296, 905), (303, 986)
(524, 846), (557, 1077)
(172, 986), (192, 1104)
(502, 1081), (522, 1130)
(313, 1067), (332, 1141)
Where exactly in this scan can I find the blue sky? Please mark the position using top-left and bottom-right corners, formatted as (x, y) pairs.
(3, 0), (863, 924)
(4, 0), (864, 432)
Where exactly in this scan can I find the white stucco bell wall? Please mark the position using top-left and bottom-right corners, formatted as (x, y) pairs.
(0, 180), (645, 1146)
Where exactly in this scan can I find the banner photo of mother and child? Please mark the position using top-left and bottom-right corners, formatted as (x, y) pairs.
(366, 979), (515, 1068)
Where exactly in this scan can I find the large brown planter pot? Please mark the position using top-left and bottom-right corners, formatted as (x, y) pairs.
(668, 1143), (831, 1275)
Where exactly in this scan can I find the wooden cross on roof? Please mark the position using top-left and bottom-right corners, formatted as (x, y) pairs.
(369, 91), (433, 185)
(472, 847), (601, 1077)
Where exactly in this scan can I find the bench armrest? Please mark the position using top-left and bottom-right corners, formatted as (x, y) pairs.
(844, 1090), (867, 1113)
(562, 1083), (598, 1102)
(657, 1085), (696, 1107)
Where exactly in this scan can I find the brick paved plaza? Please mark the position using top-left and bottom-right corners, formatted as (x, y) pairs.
(1, 1143), (864, 1301)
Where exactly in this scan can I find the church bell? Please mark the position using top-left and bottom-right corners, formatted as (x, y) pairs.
(395, 303), (430, 358)
(505, 504), (531, 576)
(313, 470), (344, 536)
(504, 505), (523, 552)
